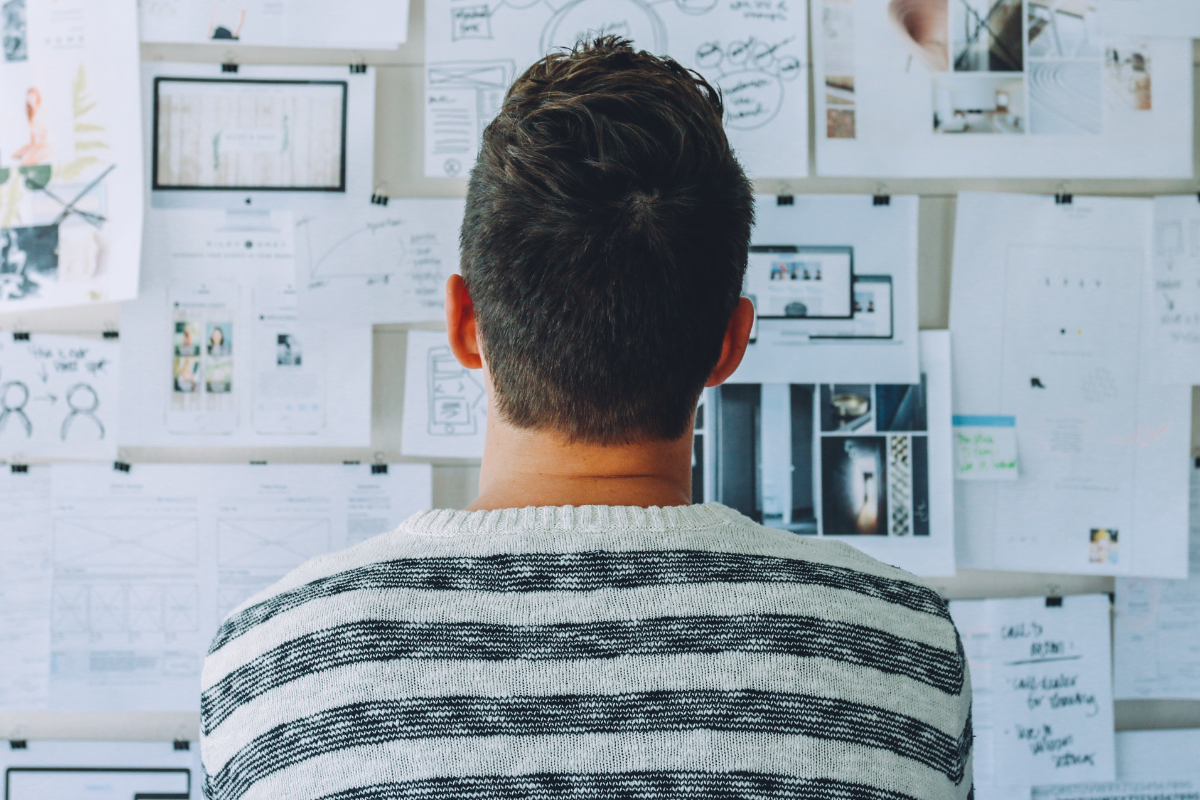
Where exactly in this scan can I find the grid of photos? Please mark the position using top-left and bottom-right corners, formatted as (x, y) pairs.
(171, 310), (234, 410)
(700, 375), (930, 537)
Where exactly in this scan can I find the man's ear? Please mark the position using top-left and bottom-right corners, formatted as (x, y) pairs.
(445, 274), (483, 369)
(705, 296), (755, 387)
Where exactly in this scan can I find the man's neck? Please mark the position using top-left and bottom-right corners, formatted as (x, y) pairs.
(468, 416), (694, 511)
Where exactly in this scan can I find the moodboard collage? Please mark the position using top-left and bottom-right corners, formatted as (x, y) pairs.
(2, 0), (1200, 798)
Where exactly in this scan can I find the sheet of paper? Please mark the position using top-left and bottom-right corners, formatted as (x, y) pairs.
(1145, 195), (1200, 385)
(698, 330), (954, 575)
(0, 332), (118, 460)
(811, 0), (1193, 177)
(951, 193), (1190, 578)
(950, 594), (1116, 800)
(295, 198), (466, 325)
(1113, 462), (1200, 699)
(1030, 728), (1200, 799)
(954, 415), (1019, 481)
(0, 740), (203, 799)
(424, 0), (809, 178)
(48, 462), (432, 712)
(119, 207), (372, 447)
(0, 0), (144, 312)
(730, 194), (920, 385)
(140, 0), (408, 48)
(402, 329), (488, 458)
(0, 465), (51, 711)
(1099, 0), (1200, 38)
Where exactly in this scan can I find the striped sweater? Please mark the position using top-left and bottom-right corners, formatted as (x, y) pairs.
(200, 504), (973, 800)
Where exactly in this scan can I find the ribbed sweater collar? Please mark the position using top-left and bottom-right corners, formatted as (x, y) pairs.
(401, 503), (743, 537)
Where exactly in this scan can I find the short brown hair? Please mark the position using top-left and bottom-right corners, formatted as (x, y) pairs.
(460, 36), (754, 443)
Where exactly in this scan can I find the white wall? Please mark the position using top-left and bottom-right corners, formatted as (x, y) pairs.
(0, 1), (1195, 743)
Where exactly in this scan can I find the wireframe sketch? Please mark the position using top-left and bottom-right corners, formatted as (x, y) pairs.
(154, 78), (347, 189)
(426, 60), (515, 177)
(217, 518), (332, 569)
(3, 0), (25, 62)
(53, 518), (199, 569)
(52, 583), (199, 635)
(428, 345), (485, 436)
(695, 38), (802, 131)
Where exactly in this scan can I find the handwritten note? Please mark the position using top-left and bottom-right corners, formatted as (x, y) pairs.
(950, 595), (1116, 798)
(953, 415), (1018, 480)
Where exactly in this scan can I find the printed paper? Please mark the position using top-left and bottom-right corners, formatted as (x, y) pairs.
(401, 329), (488, 459)
(951, 193), (1190, 578)
(0, 332), (118, 460)
(119, 208), (372, 447)
(424, 0), (809, 178)
(1145, 195), (1200, 385)
(950, 594), (1116, 799)
(295, 198), (466, 325)
(1029, 729), (1200, 800)
(953, 415), (1018, 480)
(0, 465), (51, 711)
(811, 0), (1193, 177)
(0, 740), (203, 799)
(140, 0), (409, 48)
(0, 0), (144, 312)
(731, 195), (920, 385)
(698, 330), (955, 576)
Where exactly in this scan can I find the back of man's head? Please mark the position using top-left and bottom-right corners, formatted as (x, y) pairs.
(461, 36), (754, 444)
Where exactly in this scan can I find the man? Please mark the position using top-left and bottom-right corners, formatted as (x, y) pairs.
(200, 37), (972, 800)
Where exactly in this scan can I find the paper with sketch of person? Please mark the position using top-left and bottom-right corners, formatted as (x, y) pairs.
(0, 0), (143, 312)
(0, 332), (118, 460)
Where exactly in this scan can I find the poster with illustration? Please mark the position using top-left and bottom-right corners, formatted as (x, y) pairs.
(0, 0), (143, 311)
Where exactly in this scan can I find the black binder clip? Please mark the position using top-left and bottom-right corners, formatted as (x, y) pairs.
(173, 741), (191, 751)
(1045, 596), (1063, 607)
(102, 330), (119, 340)
(13, 331), (30, 341)
(9, 741), (27, 750)
(11, 464), (28, 474)
(113, 461), (131, 473)
(350, 63), (368, 74)
(1054, 192), (1073, 205)
(221, 62), (239, 73)
(872, 195), (891, 206)
(370, 192), (389, 207)
(776, 195), (794, 206)
(371, 464), (389, 475)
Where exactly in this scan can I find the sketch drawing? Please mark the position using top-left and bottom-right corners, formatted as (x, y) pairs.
(53, 518), (199, 569)
(540, 0), (668, 53)
(0, 377), (31, 436)
(217, 518), (332, 569)
(60, 383), (105, 440)
(695, 38), (802, 130)
(428, 345), (485, 436)
(426, 60), (515, 177)
(52, 583), (199, 636)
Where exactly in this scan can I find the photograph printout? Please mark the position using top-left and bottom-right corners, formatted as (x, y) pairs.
(951, 193), (1190, 578)
(0, 740), (203, 799)
(1098, 0), (1200, 38)
(424, 0), (808, 178)
(697, 330), (954, 576)
(1029, 729), (1200, 800)
(950, 594), (1116, 799)
(295, 198), (466, 325)
(0, 465), (51, 712)
(730, 195), (920, 386)
(812, 0), (1192, 177)
(402, 329), (487, 458)
(119, 208), (372, 446)
(140, 0), (409, 48)
(0, 0), (144, 312)
(1144, 194), (1200, 385)
(0, 332), (118, 460)
(48, 462), (432, 712)
(1113, 463), (1200, 699)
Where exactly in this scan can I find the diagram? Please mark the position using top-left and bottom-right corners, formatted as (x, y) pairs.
(53, 518), (199, 569)
(52, 583), (200, 636)
(217, 517), (332, 570)
(427, 345), (486, 436)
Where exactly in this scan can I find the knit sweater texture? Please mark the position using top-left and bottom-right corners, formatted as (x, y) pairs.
(200, 503), (973, 800)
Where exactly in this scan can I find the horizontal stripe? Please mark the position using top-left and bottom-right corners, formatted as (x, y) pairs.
(204, 652), (969, 768)
(208, 691), (972, 799)
(209, 550), (948, 655)
(202, 614), (964, 735)
(202, 579), (958, 688)
(222, 730), (969, 800)
(307, 772), (925, 800)
(952, 416), (1015, 427)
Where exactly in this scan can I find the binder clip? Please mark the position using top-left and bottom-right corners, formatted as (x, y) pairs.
(102, 330), (119, 340)
(221, 62), (239, 74)
(776, 195), (794, 206)
(371, 464), (389, 475)
(173, 741), (191, 751)
(1054, 185), (1072, 205)
(370, 192), (389, 207)
(13, 331), (30, 341)
(113, 461), (131, 473)
(350, 63), (368, 74)
(9, 741), (27, 750)
(872, 195), (891, 206)
(10, 464), (28, 474)
(1045, 596), (1063, 607)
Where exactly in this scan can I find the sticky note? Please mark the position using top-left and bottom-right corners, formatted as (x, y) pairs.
(953, 415), (1018, 480)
